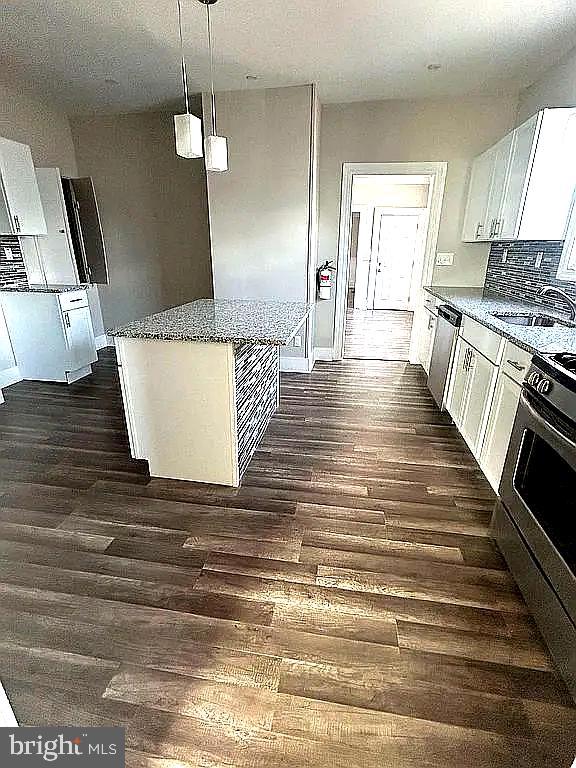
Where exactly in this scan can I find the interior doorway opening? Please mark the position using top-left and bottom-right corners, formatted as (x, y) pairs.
(344, 174), (431, 361)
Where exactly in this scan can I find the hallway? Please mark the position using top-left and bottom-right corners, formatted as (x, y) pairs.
(0, 350), (575, 767)
(344, 308), (414, 360)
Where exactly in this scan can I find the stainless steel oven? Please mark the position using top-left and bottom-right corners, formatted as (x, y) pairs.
(494, 353), (576, 699)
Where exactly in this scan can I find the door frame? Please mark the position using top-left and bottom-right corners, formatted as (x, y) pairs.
(366, 207), (426, 312)
(333, 162), (447, 363)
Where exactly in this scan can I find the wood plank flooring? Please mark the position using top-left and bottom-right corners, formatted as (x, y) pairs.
(344, 308), (413, 360)
(1, 349), (575, 768)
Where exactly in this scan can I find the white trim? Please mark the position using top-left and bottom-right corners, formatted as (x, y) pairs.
(95, 333), (112, 349)
(0, 681), (18, 726)
(333, 162), (447, 364)
(314, 346), (334, 362)
(280, 356), (312, 373)
(0, 366), (22, 390)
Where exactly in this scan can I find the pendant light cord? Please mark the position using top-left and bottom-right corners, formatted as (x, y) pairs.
(206, 1), (217, 135)
(177, 0), (190, 114)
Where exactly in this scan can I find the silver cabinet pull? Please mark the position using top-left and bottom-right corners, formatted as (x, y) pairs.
(64, 312), (71, 328)
(488, 219), (496, 238)
(475, 222), (484, 239)
(13, 215), (20, 233)
(506, 359), (525, 372)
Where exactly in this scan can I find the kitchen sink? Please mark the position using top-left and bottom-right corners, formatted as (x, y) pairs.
(492, 312), (575, 328)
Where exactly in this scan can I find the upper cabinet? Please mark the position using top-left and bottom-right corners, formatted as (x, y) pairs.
(557, 193), (576, 281)
(0, 137), (47, 236)
(462, 108), (576, 243)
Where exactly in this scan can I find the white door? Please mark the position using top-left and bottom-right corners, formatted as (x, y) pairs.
(461, 149), (494, 242)
(498, 113), (539, 239)
(0, 137), (47, 235)
(446, 338), (471, 428)
(485, 132), (514, 240)
(36, 168), (79, 284)
(460, 348), (498, 455)
(370, 211), (420, 310)
(64, 306), (97, 371)
(480, 371), (521, 491)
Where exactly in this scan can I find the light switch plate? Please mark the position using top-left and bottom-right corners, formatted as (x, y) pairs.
(435, 252), (454, 266)
(293, 335), (302, 348)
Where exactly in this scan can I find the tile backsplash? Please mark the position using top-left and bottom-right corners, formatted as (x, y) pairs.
(0, 236), (28, 289)
(485, 240), (576, 315)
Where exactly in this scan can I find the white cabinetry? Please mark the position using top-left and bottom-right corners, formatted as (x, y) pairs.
(0, 137), (46, 235)
(0, 289), (96, 383)
(421, 308), (437, 375)
(462, 108), (576, 242)
(447, 338), (498, 457)
(35, 168), (79, 284)
(480, 372), (521, 492)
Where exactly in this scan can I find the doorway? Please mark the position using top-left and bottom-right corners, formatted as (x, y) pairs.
(343, 175), (430, 360)
(335, 162), (447, 364)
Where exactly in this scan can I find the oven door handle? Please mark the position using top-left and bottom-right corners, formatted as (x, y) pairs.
(519, 390), (576, 451)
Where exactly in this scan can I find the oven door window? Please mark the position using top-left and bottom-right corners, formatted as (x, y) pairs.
(514, 430), (576, 575)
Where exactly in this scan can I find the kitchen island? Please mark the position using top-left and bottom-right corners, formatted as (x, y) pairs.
(110, 299), (311, 486)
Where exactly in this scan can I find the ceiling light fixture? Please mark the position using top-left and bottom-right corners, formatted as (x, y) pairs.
(174, 0), (203, 158)
(199, 0), (228, 172)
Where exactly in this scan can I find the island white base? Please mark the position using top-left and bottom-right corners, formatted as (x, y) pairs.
(116, 337), (279, 486)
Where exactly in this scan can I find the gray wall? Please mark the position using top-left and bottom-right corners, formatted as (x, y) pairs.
(71, 107), (213, 330)
(517, 45), (576, 123)
(314, 94), (519, 348)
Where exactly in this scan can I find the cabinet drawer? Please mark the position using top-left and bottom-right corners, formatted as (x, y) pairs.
(500, 340), (532, 385)
(59, 290), (88, 312)
(423, 294), (439, 314)
(461, 316), (504, 363)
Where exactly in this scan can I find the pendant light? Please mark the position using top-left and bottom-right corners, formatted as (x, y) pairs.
(174, 0), (203, 158)
(199, 0), (228, 172)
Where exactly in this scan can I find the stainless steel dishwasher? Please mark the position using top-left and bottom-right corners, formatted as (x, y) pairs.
(427, 305), (462, 409)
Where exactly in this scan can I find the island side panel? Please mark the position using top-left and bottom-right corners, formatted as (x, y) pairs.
(116, 337), (238, 486)
(234, 343), (280, 479)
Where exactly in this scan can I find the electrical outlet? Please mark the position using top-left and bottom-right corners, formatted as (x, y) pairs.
(293, 335), (302, 348)
(535, 251), (544, 268)
(501, 249), (508, 264)
(2, 248), (14, 260)
(435, 252), (454, 266)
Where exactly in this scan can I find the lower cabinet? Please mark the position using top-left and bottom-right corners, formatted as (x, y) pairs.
(479, 371), (521, 492)
(421, 309), (437, 374)
(447, 338), (498, 459)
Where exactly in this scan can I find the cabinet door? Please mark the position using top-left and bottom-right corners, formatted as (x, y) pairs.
(480, 372), (521, 492)
(485, 132), (514, 241)
(35, 168), (79, 284)
(498, 114), (540, 239)
(421, 310), (436, 374)
(63, 306), (97, 371)
(446, 338), (471, 427)
(461, 150), (494, 242)
(460, 348), (497, 454)
(0, 138), (47, 235)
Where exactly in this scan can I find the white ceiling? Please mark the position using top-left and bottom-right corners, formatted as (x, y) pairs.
(2, 0), (576, 113)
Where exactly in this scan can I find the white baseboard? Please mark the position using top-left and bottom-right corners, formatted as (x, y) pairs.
(0, 366), (22, 390)
(314, 346), (335, 362)
(95, 334), (115, 349)
(280, 357), (312, 373)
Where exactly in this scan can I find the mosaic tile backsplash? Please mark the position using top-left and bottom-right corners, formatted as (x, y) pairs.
(485, 240), (576, 316)
(0, 236), (28, 289)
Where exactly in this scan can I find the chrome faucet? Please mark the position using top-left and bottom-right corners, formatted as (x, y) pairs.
(538, 285), (576, 322)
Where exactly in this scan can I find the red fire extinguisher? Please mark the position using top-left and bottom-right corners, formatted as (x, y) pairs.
(317, 261), (335, 300)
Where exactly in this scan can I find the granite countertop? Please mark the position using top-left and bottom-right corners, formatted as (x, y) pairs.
(0, 284), (90, 294)
(424, 286), (576, 355)
(110, 299), (313, 345)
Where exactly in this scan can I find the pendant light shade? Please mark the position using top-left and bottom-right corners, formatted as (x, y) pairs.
(174, 0), (203, 159)
(174, 114), (203, 159)
(200, 0), (228, 172)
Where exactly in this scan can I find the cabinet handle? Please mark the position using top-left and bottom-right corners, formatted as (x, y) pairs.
(475, 223), (484, 239)
(13, 215), (20, 233)
(488, 219), (497, 238)
(64, 312), (71, 328)
(506, 359), (525, 372)
(494, 219), (502, 238)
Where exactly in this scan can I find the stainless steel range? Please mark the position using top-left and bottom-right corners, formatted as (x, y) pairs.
(492, 352), (576, 698)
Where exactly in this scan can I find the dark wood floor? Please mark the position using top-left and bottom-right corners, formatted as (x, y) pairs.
(1, 349), (575, 767)
(344, 308), (413, 360)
